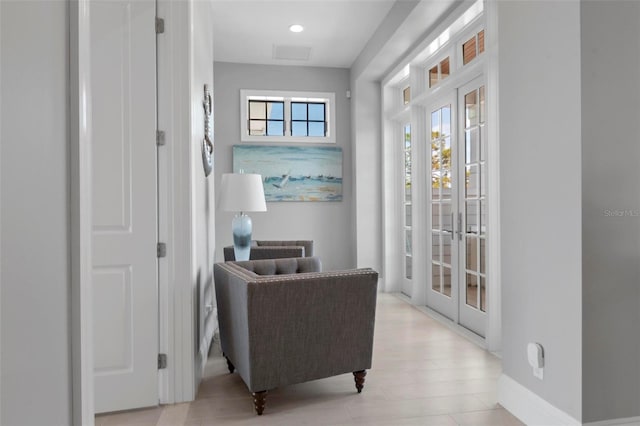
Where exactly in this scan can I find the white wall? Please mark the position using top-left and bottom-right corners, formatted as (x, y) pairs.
(0, 1), (72, 424)
(190, 0), (216, 387)
(351, 78), (383, 275)
(213, 62), (354, 271)
(581, 1), (640, 422)
(497, 0), (583, 421)
(349, 0), (458, 283)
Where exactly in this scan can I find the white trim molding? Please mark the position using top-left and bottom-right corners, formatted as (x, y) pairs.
(498, 374), (581, 426)
(157, 0), (196, 403)
(69, 0), (95, 424)
(484, 0), (501, 354)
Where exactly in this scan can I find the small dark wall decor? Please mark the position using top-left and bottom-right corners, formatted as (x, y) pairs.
(202, 84), (213, 177)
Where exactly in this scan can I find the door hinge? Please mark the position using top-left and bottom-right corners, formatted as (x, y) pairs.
(155, 17), (165, 34)
(156, 130), (165, 146)
(158, 353), (167, 370)
(157, 242), (167, 258)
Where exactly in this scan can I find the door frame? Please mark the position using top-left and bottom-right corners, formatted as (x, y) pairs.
(70, 1), (198, 423)
(70, 1), (95, 424)
(379, 0), (501, 353)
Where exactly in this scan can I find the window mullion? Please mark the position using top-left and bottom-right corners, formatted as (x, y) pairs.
(285, 99), (291, 136)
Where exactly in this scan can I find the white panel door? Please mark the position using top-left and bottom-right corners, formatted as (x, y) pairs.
(91, 0), (158, 413)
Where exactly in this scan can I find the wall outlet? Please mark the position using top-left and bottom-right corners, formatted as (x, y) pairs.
(527, 342), (544, 380)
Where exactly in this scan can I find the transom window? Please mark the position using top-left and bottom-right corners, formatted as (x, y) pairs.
(249, 100), (284, 136)
(240, 90), (336, 143)
(462, 30), (485, 65)
(291, 102), (326, 137)
(429, 57), (451, 88)
(403, 87), (411, 105)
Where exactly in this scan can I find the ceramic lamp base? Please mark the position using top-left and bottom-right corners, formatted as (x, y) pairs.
(232, 213), (252, 261)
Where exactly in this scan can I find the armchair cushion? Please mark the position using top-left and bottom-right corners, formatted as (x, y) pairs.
(232, 257), (321, 276)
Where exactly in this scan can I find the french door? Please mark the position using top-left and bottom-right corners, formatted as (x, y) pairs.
(429, 77), (487, 337)
(402, 123), (413, 296)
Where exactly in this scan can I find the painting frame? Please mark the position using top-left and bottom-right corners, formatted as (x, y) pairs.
(233, 145), (343, 202)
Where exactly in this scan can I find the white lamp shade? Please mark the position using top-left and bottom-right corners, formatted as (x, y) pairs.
(220, 173), (267, 212)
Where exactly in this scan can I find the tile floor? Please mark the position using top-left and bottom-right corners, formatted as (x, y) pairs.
(96, 293), (524, 426)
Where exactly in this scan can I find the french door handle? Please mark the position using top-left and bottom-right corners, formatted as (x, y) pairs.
(457, 212), (463, 241)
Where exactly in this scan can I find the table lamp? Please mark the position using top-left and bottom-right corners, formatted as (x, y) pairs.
(220, 173), (267, 260)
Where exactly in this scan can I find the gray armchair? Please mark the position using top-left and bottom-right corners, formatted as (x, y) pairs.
(223, 239), (314, 261)
(213, 256), (378, 415)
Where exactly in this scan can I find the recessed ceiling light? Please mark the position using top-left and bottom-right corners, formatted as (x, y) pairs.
(289, 24), (304, 33)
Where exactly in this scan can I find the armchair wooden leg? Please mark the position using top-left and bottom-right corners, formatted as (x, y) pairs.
(353, 370), (367, 393)
(252, 390), (267, 415)
(225, 357), (235, 374)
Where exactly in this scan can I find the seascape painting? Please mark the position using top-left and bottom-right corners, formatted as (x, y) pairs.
(233, 145), (342, 202)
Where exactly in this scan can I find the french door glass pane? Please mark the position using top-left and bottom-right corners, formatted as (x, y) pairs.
(406, 256), (413, 279)
(480, 163), (487, 197)
(432, 233), (441, 262)
(465, 91), (478, 126)
(479, 85), (486, 122)
(432, 263), (441, 291)
(466, 272), (478, 308)
(465, 165), (479, 198)
(442, 107), (451, 136)
(480, 276), (486, 312)
(466, 200), (479, 233)
(442, 202), (452, 232)
(431, 110), (441, 137)
(480, 238), (486, 274)
(442, 137), (452, 167)
(480, 200), (487, 236)
(442, 234), (452, 266)
(442, 170), (452, 192)
(465, 128), (479, 164)
(443, 266), (452, 297)
(466, 236), (478, 271)
(432, 204), (441, 230)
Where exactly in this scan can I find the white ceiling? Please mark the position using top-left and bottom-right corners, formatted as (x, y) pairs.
(212, 0), (397, 68)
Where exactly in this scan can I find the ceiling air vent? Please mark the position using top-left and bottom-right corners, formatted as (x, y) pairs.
(273, 45), (312, 61)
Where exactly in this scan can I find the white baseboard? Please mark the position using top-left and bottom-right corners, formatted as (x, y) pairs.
(498, 374), (581, 426)
(198, 308), (218, 373)
(584, 417), (640, 426)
